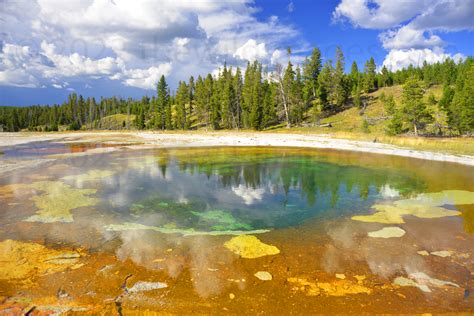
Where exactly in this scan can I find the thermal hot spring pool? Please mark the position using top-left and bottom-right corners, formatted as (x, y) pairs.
(0, 144), (473, 313)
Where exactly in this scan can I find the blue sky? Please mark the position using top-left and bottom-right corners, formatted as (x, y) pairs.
(1, 0), (473, 106)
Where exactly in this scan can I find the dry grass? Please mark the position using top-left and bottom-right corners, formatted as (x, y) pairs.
(268, 128), (474, 156)
(98, 114), (136, 130)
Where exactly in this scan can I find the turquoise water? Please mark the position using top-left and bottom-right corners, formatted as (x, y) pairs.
(94, 148), (426, 233)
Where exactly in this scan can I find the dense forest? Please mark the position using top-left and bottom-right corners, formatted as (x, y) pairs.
(1, 47), (472, 136)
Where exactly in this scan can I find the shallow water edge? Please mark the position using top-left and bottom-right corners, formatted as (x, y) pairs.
(1, 131), (473, 166)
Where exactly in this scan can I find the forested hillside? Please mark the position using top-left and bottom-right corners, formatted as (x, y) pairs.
(1, 47), (472, 136)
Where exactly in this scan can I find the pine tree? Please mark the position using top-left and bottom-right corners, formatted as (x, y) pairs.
(446, 60), (474, 134)
(165, 87), (172, 129)
(382, 95), (402, 135)
(439, 84), (455, 111)
(400, 77), (433, 136)
(302, 47), (322, 105)
(333, 47), (348, 110)
(291, 66), (304, 124)
(67, 93), (77, 126)
(78, 95), (85, 126)
(427, 93), (437, 106)
(261, 80), (276, 129)
(219, 64), (234, 129)
(210, 91), (220, 130)
(383, 94), (396, 116)
(249, 62), (262, 129)
(194, 75), (206, 127)
(242, 62), (253, 128)
(363, 57), (376, 93)
(386, 112), (403, 136)
(135, 106), (145, 129)
(175, 81), (189, 129)
(155, 75), (169, 130)
(318, 60), (333, 112)
(441, 58), (457, 85)
(352, 87), (361, 109)
(380, 66), (391, 87)
(350, 61), (360, 90)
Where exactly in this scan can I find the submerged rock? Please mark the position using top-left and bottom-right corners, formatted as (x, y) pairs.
(224, 235), (280, 259)
(0, 239), (84, 282)
(287, 277), (372, 296)
(367, 227), (406, 238)
(393, 272), (460, 293)
(352, 190), (474, 225)
(393, 277), (431, 293)
(61, 169), (115, 183)
(11, 181), (99, 223)
(353, 200), (461, 224)
(430, 250), (453, 258)
(191, 210), (253, 231)
(381, 204), (460, 219)
(416, 250), (454, 258)
(396, 190), (474, 207)
(254, 271), (272, 281)
(352, 210), (405, 224)
(227, 278), (246, 283)
(105, 222), (269, 236)
(127, 281), (167, 293)
(354, 275), (366, 284)
(57, 288), (70, 299)
(410, 272), (459, 288)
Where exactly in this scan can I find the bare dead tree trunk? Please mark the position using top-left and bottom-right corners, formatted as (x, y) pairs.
(274, 64), (291, 128)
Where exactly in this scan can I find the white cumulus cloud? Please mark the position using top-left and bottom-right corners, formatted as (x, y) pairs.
(333, 0), (473, 71)
(40, 41), (124, 78)
(0, 44), (42, 88)
(333, 0), (426, 29)
(382, 48), (465, 71)
(0, 0), (302, 90)
(234, 39), (268, 62)
(123, 63), (173, 90)
(380, 26), (444, 50)
(270, 49), (283, 65)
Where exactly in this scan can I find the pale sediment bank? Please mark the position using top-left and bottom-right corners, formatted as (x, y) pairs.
(0, 131), (473, 166)
(0, 133), (60, 146)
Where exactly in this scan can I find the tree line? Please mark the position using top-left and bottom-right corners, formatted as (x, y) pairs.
(1, 46), (472, 135)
